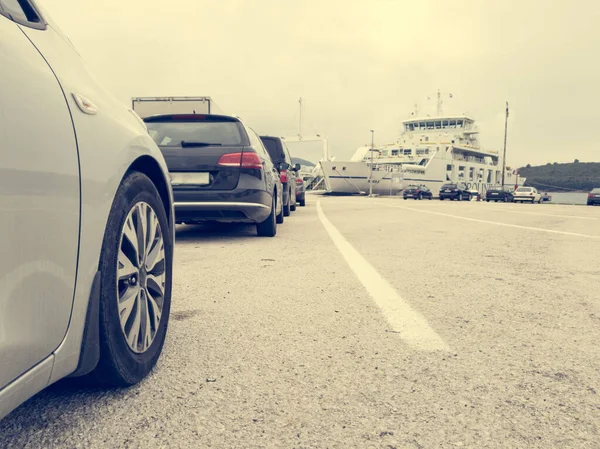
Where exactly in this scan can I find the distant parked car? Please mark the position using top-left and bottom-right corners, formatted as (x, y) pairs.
(403, 185), (433, 200)
(485, 185), (514, 202)
(260, 136), (299, 216)
(296, 175), (306, 207)
(587, 188), (600, 206)
(439, 182), (471, 201)
(1, 3), (174, 421)
(513, 186), (542, 203)
(144, 114), (284, 236)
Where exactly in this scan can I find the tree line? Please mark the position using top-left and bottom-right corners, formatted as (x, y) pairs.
(518, 161), (600, 191)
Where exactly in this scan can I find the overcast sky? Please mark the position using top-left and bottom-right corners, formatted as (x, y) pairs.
(43, 0), (600, 167)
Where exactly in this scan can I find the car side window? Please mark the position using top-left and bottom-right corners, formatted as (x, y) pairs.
(0, 0), (44, 29)
(283, 142), (293, 165)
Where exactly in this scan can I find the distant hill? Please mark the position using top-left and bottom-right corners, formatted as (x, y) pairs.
(519, 161), (600, 191)
(292, 157), (315, 167)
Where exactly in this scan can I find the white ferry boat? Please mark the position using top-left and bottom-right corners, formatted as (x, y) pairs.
(320, 106), (524, 196)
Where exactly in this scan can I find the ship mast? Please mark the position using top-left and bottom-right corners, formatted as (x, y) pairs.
(501, 102), (509, 188)
(298, 97), (303, 141)
(436, 89), (453, 116)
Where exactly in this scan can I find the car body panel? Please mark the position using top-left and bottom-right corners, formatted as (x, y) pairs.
(485, 187), (514, 202)
(403, 185), (432, 200)
(0, 15), (80, 390)
(439, 182), (470, 200)
(260, 136), (297, 210)
(1, 4), (173, 420)
(587, 188), (600, 205)
(145, 116), (280, 224)
(513, 187), (541, 202)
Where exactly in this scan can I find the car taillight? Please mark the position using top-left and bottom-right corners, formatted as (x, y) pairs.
(589, 193), (594, 198)
(217, 152), (262, 169)
(296, 178), (304, 185)
(280, 171), (287, 183)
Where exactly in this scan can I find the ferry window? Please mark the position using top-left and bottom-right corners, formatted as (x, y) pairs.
(419, 122), (425, 129)
(446, 164), (452, 171)
(449, 120), (456, 128)
(381, 150), (389, 157)
(469, 167), (474, 180)
(487, 170), (492, 182)
(442, 120), (449, 128)
(403, 149), (412, 155)
(435, 121), (442, 129)
(457, 120), (463, 128)
(391, 149), (399, 156)
(426, 121), (434, 129)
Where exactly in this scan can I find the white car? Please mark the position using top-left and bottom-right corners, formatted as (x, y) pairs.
(1, 1), (174, 420)
(513, 186), (542, 203)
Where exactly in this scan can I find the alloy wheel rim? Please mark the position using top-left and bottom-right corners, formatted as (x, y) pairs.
(117, 201), (166, 353)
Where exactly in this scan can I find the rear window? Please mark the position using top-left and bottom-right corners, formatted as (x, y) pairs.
(260, 138), (285, 164)
(441, 184), (456, 189)
(516, 187), (532, 192)
(591, 188), (600, 193)
(145, 120), (245, 146)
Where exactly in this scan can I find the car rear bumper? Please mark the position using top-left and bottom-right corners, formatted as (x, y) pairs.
(439, 192), (460, 199)
(174, 200), (271, 223)
(587, 199), (600, 205)
(513, 196), (536, 201)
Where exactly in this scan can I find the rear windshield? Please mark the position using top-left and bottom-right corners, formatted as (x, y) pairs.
(516, 187), (532, 192)
(591, 188), (600, 193)
(145, 120), (245, 146)
(261, 138), (285, 164)
(441, 184), (456, 189)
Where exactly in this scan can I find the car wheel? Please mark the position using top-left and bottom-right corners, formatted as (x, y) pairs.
(299, 197), (306, 207)
(276, 194), (284, 224)
(418, 194), (423, 200)
(404, 197), (407, 200)
(290, 193), (297, 212)
(457, 194), (462, 201)
(283, 192), (291, 217)
(83, 171), (173, 386)
(439, 197), (444, 201)
(257, 194), (277, 236)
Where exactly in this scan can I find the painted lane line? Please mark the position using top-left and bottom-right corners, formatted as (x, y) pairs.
(316, 201), (450, 352)
(375, 201), (600, 239)
(481, 206), (597, 220)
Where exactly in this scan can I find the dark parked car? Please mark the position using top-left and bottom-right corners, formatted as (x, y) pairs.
(145, 114), (283, 236)
(403, 185), (433, 200)
(587, 188), (600, 206)
(296, 175), (306, 207)
(485, 186), (514, 202)
(439, 182), (471, 201)
(260, 136), (300, 216)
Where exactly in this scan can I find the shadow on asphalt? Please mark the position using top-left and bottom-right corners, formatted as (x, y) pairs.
(175, 222), (258, 242)
(0, 378), (133, 437)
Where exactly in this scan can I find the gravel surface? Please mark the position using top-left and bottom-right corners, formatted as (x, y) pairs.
(1, 196), (599, 448)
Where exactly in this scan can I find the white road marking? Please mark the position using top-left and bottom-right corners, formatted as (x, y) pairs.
(376, 201), (600, 239)
(482, 205), (597, 220)
(316, 200), (450, 352)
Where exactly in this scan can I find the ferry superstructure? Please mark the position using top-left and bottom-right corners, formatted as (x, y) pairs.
(320, 113), (524, 196)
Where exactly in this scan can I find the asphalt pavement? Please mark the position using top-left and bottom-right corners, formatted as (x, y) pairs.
(1, 196), (599, 448)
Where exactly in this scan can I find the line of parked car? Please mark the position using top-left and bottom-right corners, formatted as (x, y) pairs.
(403, 183), (561, 204)
(144, 114), (306, 237)
(0, 1), (306, 421)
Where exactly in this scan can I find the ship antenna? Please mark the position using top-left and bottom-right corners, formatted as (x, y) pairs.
(298, 97), (303, 141)
(437, 89), (441, 116)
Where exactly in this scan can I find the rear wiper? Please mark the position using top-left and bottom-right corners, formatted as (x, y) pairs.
(180, 141), (222, 147)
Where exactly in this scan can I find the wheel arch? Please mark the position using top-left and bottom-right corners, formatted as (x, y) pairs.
(127, 155), (172, 222)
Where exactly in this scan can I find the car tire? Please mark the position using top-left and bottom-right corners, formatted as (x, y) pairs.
(83, 171), (173, 387)
(418, 194), (423, 200)
(404, 197), (407, 200)
(283, 192), (291, 217)
(457, 194), (462, 201)
(257, 195), (277, 236)
(299, 197), (306, 207)
(439, 197), (444, 201)
(276, 194), (284, 224)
